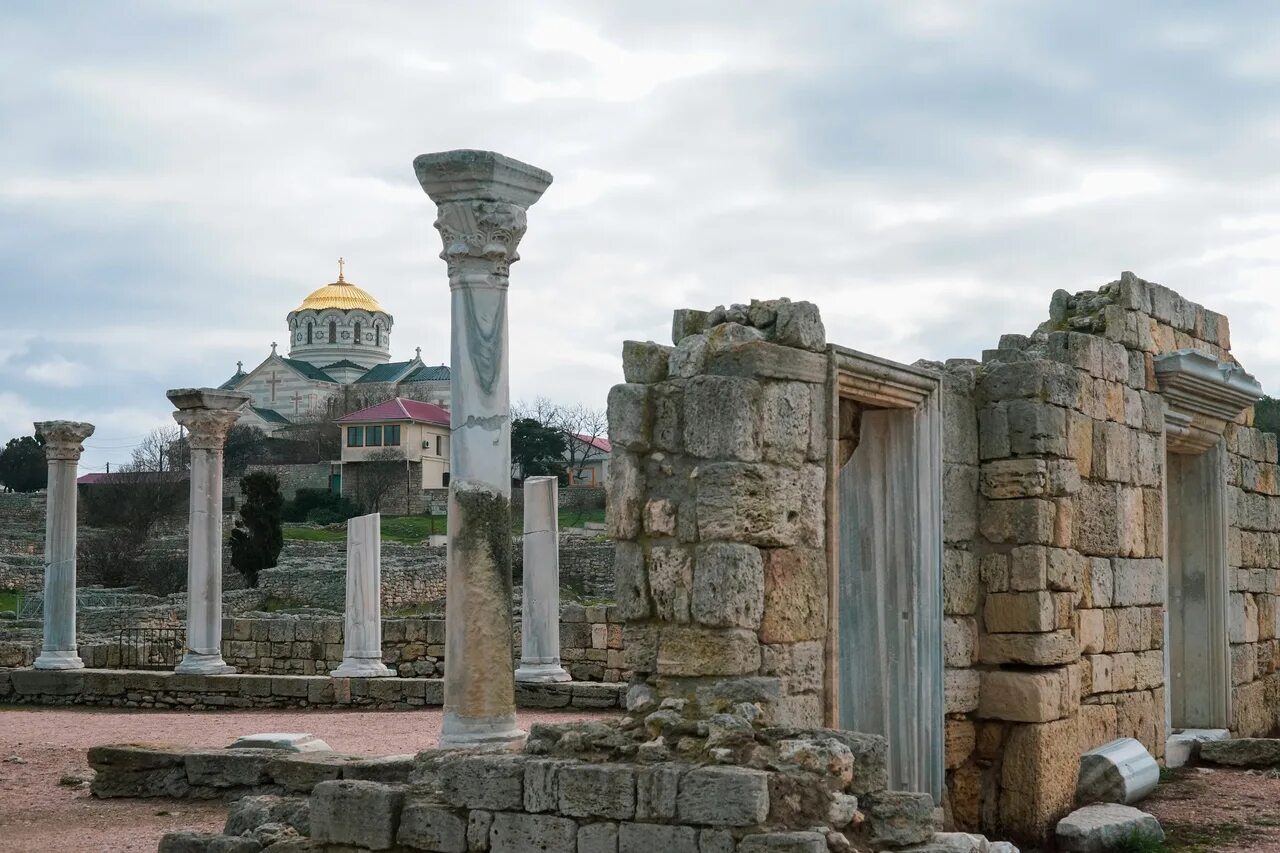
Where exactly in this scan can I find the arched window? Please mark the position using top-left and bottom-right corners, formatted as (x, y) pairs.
(306, 322), (313, 344)
(375, 325), (381, 347)
(354, 322), (362, 346)
(329, 320), (337, 343)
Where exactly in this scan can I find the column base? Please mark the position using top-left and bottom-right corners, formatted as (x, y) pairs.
(175, 652), (236, 675)
(34, 650), (84, 671)
(331, 659), (395, 678)
(439, 710), (525, 750)
(514, 662), (572, 683)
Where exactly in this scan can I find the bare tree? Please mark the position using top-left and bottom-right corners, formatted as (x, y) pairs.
(351, 448), (407, 513)
(511, 398), (608, 485)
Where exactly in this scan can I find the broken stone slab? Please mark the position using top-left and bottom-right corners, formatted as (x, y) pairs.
(224, 794), (310, 836)
(1165, 728), (1229, 769)
(1076, 737), (1159, 805)
(310, 779), (405, 850)
(1056, 803), (1163, 852)
(898, 832), (999, 852)
(1198, 737), (1280, 767)
(228, 733), (331, 753)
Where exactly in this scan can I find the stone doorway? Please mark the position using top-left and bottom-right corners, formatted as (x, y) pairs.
(828, 347), (945, 802)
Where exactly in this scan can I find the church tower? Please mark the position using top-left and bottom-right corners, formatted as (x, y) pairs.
(286, 259), (393, 371)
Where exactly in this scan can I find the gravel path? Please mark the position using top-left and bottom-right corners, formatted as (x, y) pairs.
(0, 705), (613, 852)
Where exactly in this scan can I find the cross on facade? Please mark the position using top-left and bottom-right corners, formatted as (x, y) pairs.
(266, 371), (280, 402)
(292, 390), (303, 414)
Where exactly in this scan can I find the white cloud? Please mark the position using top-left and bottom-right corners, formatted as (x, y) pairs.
(22, 356), (83, 388)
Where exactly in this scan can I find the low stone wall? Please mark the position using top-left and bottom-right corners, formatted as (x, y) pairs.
(230, 462), (332, 504)
(0, 668), (624, 711)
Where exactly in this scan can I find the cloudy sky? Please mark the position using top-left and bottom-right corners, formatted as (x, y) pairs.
(4, 2), (1280, 473)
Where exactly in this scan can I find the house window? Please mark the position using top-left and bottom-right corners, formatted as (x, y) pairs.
(329, 320), (337, 343)
(384, 424), (401, 446)
(354, 322), (362, 345)
(366, 425), (383, 447)
(306, 322), (313, 344)
(436, 435), (444, 456)
(346, 426), (363, 447)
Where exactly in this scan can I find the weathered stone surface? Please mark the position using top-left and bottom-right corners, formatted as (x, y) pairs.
(623, 340), (673, 384)
(577, 821), (619, 853)
(649, 545), (694, 623)
(1056, 803), (1163, 852)
(696, 462), (822, 548)
(185, 750), (275, 788)
(981, 459), (1049, 499)
(759, 547), (827, 643)
(737, 831), (827, 852)
(684, 375), (761, 461)
(343, 754), (414, 785)
(760, 381), (812, 466)
(672, 309), (709, 345)
(944, 549), (979, 616)
(613, 542), (650, 621)
(228, 733), (329, 753)
(692, 542), (765, 629)
(1076, 738), (1158, 806)
(468, 810), (493, 851)
(396, 798), (466, 852)
(1000, 716), (1079, 840)
(438, 754), (527, 810)
(607, 452), (644, 540)
(635, 763), (685, 820)
(656, 626), (760, 677)
(265, 754), (349, 793)
(677, 766), (770, 826)
(980, 631), (1079, 666)
(608, 384), (653, 452)
(309, 780), (404, 850)
(670, 333), (710, 378)
(88, 744), (190, 773)
(224, 794), (309, 836)
(558, 763), (637, 820)
(617, 822), (699, 853)
(1164, 728), (1228, 769)
(522, 758), (571, 813)
(158, 832), (241, 853)
(983, 592), (1056, 633)
(770, 300), (825, 351)
(980, 499), (1056, 546)
(1199, 738), (1280, 767)
(863, 791), (935, 847)
(489, 812), (578, 853)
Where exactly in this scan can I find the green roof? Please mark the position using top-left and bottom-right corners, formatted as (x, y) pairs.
(250, 406), (291, 425)
(281, 358), (336, 383)
(218, 370), (248, 390)
(405, 364), (450, 382)
(354, 360), (416, 384)
(320, 359), (365, 371)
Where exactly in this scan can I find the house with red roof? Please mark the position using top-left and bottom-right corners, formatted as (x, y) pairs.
(567, 433), (611, 487)
(335, 398), (451, 503)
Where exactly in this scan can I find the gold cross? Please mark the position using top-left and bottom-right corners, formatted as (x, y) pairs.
(338, 257), (345, 282)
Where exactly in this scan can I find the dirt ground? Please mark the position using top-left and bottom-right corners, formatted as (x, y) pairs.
(0, 705), (613, 853)
(1143, 765), (1280, 852)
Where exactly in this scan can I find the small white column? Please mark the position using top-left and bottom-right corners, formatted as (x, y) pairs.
(168, 388), (249, 675)
(32, 420), (94, 671)
(515, 477), (570, 683)
(415, 149), (552, 747)
(332, 512), (393, 677)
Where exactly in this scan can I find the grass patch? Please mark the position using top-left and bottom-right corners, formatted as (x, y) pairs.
(382, 515), (445, 543)
(0, 590), (19, 614)
(282, 525), (346, 542)
(259, 595), (310, 612)
(1113, 830), (1168, 853)
(1163, 821), (1258, 852)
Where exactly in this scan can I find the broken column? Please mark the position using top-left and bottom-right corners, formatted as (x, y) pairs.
(332, 512), (393, 677)
(168, 388), (250, 675)
(32, 420), (94, 670)
(515, 476), (570, 683)
(414, 149), (552, 747)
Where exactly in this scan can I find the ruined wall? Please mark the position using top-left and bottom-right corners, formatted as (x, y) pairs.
(229, 462), (332, 503)
(608, 299), (830, 727)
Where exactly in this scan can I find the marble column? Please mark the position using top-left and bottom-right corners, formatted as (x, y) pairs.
(414, 149), (552, 747)
(332, 512), (393, 677)
(32, 420), (94, 670)
(168, 388), (249, 675)
(515, 476), (570, 683)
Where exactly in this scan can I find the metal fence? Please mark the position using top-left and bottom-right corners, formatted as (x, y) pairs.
(117, 626), (185, 670)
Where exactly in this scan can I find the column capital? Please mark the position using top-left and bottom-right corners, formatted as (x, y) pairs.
(167, 387), (250, 450)
(34, 421), (95, 462)
(413, 150), (552, 282)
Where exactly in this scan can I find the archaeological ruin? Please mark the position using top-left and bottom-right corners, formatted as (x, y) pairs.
(5, 147), (1280, 851)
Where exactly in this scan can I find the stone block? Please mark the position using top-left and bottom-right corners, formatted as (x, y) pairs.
(1076, 738), (1159, 805)
(438, 754), (527, 811)
(608, 384), (653, 452)
(397, 798), (467, 852)
(978, 667), (1077, 722)
(981, 459), (1049, 499)
(1048, 548), (1086, 593)
(980, 360), (1079, 408)
(266, 753), (350, 792)
(184, 750), (275, 788)
(578, 822), (618, 853)
(1112, 558), (1164, 606)
(981, 631), (1080, 665)
(944, 464), (979, 543)
(1078, 611), (1105, 655)
(943, 617), (977, 667)
(943, 378), (979, 465)
(759, 547), (827, 643)
(979, 404), (1011, 460)
(672, 308), (709, 344)
(945, 668), (980, 714)
(1075, 482), (1122, 557)
(737, 832), (827, 852)
(1009, 545), (1048, 591)
(759, 381), (812, 466)
(699, 829), (737, 853)
(489, 812), (578, 853)
(310, 780), (404, 850)
(684, 375), (761, 461)
(468, 810), (492, 851)
(862, 791), (934, 848)
(1199, 737), (1280, 767)
(1008, 400), (1068, 456)
(696, 462), (823, 548)
(607, 453), (644, 540)
(1087, 558), (1113, 608)
(677, 766), (771, 826)
(656, 626), (760, 677)
(1056, 803), (1164, 853)
(636, 763), (685, 820)
(1091, 421), (1134, 483)
(648, 544), (694, 623)
(522, 758), (571, 812)
(980, 498), (1056, 545)
(618, 823), (699, 853)
(943, 549), (979, 616)
(558, 763), (636, 820)
(1164, 728), (1228, 769)
(1000, 716), (1080, 841)
(613, 542), (650, 621)
(692, 542), (765, 629)
(983, 591), (1055, 633)
(344, 754), (415, 785)
(623, 340), (673, 384)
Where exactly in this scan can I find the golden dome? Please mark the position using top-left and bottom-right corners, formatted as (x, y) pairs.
(294, 259), (385, 313)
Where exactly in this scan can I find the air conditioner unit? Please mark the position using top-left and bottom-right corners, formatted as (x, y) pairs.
(422, 440), (430, 449)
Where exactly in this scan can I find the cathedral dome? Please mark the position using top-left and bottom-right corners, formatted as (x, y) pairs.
(295, 278), (384, 313)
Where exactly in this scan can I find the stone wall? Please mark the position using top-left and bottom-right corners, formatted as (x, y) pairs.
(608, 300), (831, 727)
(0, 668), (623, 711)
(230, 462), (332, 503)
(0, 492), (45, 592)
(341, 460), (427, 515)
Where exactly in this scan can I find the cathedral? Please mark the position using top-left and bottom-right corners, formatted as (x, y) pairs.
(217, 260), (450, 435)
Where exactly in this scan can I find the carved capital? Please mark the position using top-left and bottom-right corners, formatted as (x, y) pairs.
(1156, 349), (1263, 455)
(173, 408), (242, 451)
(433, 200), (528, 280)
(34, 421), (95, 462)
